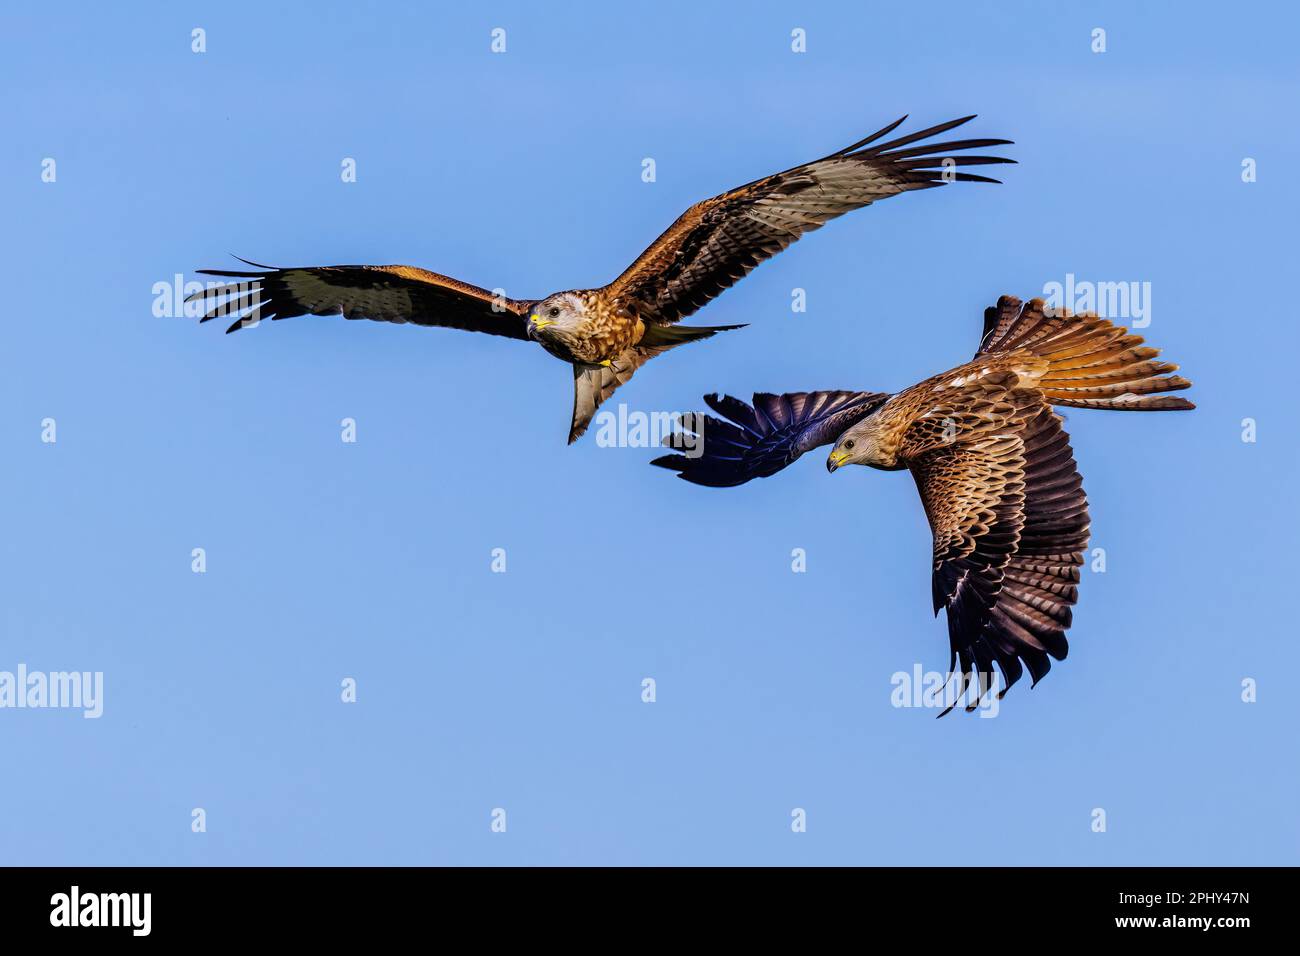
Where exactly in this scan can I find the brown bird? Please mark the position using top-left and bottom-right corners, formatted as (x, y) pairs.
(653, 296), (1194, 713)
(186, 115), (1012, 443)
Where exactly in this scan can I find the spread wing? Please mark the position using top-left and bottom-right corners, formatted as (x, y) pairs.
(907, 400), (1089, 713)
(651, 390), (890, 487)
(607, 115), (1013, 325)
(185, 260), (533, 337)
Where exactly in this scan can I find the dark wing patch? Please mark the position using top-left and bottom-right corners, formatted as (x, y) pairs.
(651, 390), (890, 487)
(909, 403), (1088, 712)
(609, 115), (1014, 324)
(186, 260), (533, 338)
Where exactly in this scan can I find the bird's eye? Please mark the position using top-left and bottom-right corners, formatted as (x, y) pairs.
(844, 440), (855, 450)
(548, 307), (560, 318)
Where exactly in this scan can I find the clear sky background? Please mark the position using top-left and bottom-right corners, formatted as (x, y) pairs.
(2, 1), (1296, 865)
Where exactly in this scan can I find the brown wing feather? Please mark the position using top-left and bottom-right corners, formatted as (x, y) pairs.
(905, 389), (1088, 712)
(187, 261), (533, 337)
(607, 115), (1013, 324)
(978, 295), (1195, 411)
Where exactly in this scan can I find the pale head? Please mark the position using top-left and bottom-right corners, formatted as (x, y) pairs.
(826, 417), (896, 472)
(527, 291), (588, 342)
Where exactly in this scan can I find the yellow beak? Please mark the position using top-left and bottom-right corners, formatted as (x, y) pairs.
(529, 315), (556, 331)
(827, 450), (851, 472)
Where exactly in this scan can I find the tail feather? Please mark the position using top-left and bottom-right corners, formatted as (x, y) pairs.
(568, 323), (746, 444)
(638, 322), (746, 349)
(980, 296), (1195, 412)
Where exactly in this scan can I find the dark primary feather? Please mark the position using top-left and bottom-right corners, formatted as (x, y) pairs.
(186, 259), (533, 337)
(651, 390), (890, 486)
(912, 402), (1088, 714)
(609, 115), (1014, 324)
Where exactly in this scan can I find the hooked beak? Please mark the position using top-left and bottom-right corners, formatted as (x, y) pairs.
(528, 313), (555, 339)
(826, 450), (851, 473)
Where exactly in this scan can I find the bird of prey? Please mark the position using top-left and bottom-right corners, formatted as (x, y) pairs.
(653, 296), (1194, 712)
(187, 115), (1012, 443)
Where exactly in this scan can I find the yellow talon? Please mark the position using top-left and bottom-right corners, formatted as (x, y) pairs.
(599, 360), (612, 367)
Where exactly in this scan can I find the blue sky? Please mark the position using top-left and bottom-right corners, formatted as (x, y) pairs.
(1, 1), (1296, 865)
